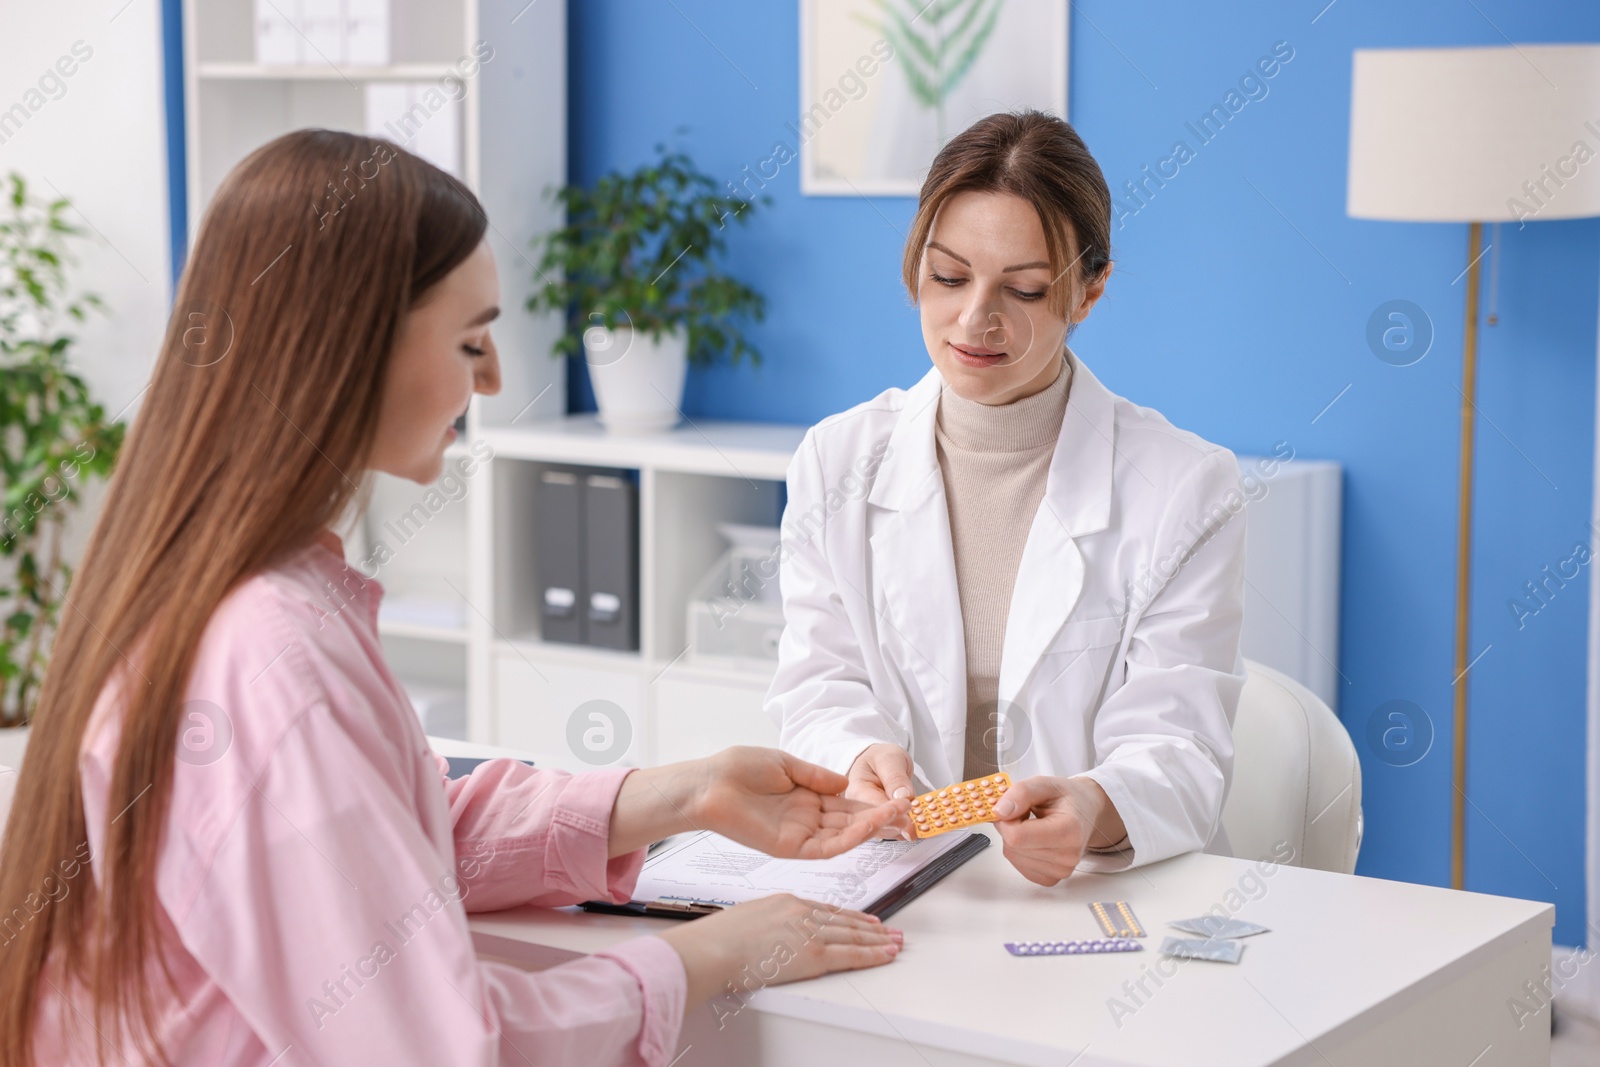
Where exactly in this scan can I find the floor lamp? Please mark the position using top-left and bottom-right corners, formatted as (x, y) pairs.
(1347, 44), (1600, 891)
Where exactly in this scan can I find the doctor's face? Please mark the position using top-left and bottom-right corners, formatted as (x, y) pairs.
(918, 191), (1104, 405)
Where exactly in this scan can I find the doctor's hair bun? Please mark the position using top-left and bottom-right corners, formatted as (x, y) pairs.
(902, 110), (1112, 323)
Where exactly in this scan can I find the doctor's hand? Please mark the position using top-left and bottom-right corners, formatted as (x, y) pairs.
(846, 743), (918, 838)
(992, 775), (1127, 887)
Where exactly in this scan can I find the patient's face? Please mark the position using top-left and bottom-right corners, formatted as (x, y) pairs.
(369, 238), (502, 483)
(918, 191), (1104, 405)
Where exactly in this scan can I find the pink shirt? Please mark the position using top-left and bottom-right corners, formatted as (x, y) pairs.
(34, 532), (687, 1065)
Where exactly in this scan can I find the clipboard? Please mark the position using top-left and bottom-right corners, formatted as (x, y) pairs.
(867, 831), (988, 919)
(579, 830), (989, 922)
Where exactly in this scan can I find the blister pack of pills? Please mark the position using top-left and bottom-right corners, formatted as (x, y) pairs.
(1005, 938), (1143, 956)
(1090, 901), (1146, 938)
(910, 773), (1011, 838)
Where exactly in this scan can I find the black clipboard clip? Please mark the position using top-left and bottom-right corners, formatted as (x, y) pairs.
(579, 899), (725, 920)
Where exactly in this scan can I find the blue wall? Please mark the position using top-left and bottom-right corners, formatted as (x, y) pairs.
(568, 0), (1598, 944)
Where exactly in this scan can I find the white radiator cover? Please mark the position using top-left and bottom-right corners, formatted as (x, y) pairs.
(1235, 455), (1343, 713)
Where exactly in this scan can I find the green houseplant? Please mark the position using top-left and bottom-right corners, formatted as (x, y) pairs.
(0, 173), (124, 730)
(527, 143), (770, 433)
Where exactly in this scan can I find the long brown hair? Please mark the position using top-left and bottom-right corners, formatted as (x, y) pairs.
(0, 129), (486, 1066)
(902, 109), (1113, 324)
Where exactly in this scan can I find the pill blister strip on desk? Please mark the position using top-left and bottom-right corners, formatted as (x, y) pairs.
(1090, 900), (1146, 938)
(1005, 938), (1143, 956)
(910, 772), (1012, 838)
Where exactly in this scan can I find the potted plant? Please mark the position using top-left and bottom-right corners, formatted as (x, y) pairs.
(0, 173), (125, 767)
(528, 143), (769, 433)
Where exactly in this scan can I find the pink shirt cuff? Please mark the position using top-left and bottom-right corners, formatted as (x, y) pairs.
(437, 756), (651, 908)
(596, 935), (689, 1066)
(541, 764), (650, 902)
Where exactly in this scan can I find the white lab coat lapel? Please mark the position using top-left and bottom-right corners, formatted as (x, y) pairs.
(867, 368), (967, 777)
(998, 349), (1116, 706)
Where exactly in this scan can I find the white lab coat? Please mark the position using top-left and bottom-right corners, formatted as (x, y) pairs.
(764, 349), (1247, 872)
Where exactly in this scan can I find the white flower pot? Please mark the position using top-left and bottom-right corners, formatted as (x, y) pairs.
(583, 323), (688, 435)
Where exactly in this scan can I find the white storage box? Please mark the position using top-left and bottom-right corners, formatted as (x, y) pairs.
(403, 682), (466, 740)
(255, 0), (390, 66)
(687, 526), (785, 668)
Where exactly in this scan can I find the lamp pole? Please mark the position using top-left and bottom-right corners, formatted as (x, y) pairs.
(1452, 221), (1483, 892)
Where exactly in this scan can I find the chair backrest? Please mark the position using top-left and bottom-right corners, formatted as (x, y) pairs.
(1222, 659), (1363, 874)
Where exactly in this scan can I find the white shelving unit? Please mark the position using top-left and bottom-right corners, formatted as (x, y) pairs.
(181, 0), (569, 739)
(182, 0), (567, 432)
(472, 418), (798, 767)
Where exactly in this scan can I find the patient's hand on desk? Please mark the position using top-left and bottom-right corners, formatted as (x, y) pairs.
(845, 743), (918, 839)
(658, 894), (903, 1009)
(991, 775), (1127, 886)
(632, 750), (908, 1009)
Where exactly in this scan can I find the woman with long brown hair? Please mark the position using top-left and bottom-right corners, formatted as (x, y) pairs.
(0, 129), (908, 1067)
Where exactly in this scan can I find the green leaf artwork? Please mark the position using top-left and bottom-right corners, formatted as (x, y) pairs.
(0, 173), (125, 727)
(852, 0), (1006, 146)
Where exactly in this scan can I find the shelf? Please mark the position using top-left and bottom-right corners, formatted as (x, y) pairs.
(494, 634), (778, 688)
(482, 416), (807, 481)
(662, 657), (779, 687)
(379, 620), (469, 644)
(197, 62), (462, 81)
(190, 0), (471, 70)
(495, 635), (646, 669)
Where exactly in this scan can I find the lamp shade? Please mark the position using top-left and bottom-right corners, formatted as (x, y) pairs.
(1347, 44), (1600, 223)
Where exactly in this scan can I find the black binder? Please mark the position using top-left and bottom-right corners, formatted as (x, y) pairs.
(533, 467), (641, 651)
(535, 470), (584, 645)
(583, 473), (640, 651)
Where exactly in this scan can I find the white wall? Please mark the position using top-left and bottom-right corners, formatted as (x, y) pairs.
(0, 2), (173, 561)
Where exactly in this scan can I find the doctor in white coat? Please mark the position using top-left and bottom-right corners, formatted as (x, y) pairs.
(765, 111), (1247, 885)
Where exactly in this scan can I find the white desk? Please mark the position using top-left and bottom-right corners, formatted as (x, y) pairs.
(431, 740), (1554, 1066)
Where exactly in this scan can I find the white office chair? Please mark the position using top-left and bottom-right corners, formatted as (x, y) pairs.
(1221, 659), (1363, 874)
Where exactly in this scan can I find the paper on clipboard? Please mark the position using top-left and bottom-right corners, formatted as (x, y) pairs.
(633, 829), (982, 911)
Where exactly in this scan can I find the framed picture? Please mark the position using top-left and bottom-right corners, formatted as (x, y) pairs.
(799, 0), (1069, 197)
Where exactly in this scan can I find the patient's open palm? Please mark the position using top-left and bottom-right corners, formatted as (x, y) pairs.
(697, 747), (910, 860)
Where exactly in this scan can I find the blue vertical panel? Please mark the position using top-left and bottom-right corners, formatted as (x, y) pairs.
(161, 0), (187, 290)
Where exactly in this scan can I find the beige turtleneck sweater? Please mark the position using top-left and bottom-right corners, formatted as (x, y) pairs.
(936, 355), (1071, 781)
